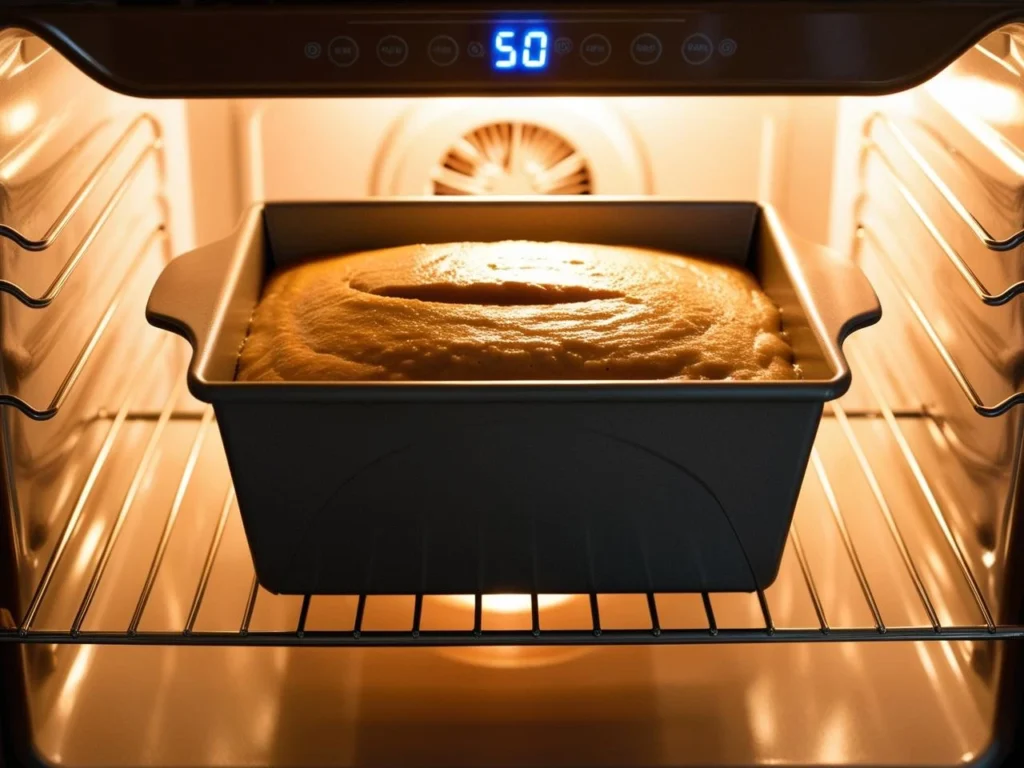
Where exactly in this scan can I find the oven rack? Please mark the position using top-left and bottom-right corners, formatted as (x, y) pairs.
(858, 110), (1024, 417)
(862, 113), (1024, 307)
(863, 112), (1024, 255)
(0, 112), (167, 421)
(855, 224), (1022, 418)
(0, 113), (163, 274)
(0, 341), (1019, 647)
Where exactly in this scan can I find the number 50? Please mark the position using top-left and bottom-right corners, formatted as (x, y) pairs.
(494, 29), (549, 70)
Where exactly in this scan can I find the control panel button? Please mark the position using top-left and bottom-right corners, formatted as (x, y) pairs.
(719, 38), (738, 57)
(467, 40), (486, 58)
(377, 35), (409, 67)
(327, 36), (359, 67)
(554, 37), (573, 55)
(682, 34), (713, 65)
(428, 35), (459, 66)
(580, 34), (611, 66)
(304, 42), (322, 60)
(630, 34), (662, 65)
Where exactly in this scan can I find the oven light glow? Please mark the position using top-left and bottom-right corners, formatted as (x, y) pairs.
(925, 73), (1024, 176)
(2, 101), (37, 134)
(444, 593), (573, 614)
(493, 28), (550, 72)
(926, 74), (1024, 127)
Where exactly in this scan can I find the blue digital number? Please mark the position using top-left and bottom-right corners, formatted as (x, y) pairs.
(522, 31), (548, 68)
(494, 29), (517, 69)
(493, 28), (549, 71)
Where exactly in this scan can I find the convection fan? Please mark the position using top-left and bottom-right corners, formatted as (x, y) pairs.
(432, 121), (592, 195)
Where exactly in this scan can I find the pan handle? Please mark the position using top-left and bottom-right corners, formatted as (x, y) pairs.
(799, 240), (881, 348)
(762, 207), (881, 381)
(146, 207), (264, 389)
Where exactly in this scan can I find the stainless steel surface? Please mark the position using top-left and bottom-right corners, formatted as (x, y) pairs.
(11, 641), (999, 767)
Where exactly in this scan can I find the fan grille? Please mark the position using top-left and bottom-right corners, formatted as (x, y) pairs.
(432, 121), (592, 196)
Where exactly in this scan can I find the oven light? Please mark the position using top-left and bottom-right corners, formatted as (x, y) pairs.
(437, 643), (591, 670)
(3, 101), (36, 134)
(925, 74), (1024, 177)
(926, 74), (1024, 127)
(982, 550), (996, 568)
(443, 593), (573, 614)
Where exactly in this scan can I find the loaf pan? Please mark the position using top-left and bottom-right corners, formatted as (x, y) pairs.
(146, 200), (880, 596)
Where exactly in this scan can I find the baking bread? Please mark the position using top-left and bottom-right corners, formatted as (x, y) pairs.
(235, 241), (798, 382)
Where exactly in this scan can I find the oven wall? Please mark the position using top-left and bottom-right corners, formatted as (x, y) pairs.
(828, 24), (1024, 626)
(183, 94), (838, 246)
(0, 27), (195, 622)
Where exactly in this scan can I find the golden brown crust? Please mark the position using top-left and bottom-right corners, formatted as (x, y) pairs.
(235, 241), (798, 382)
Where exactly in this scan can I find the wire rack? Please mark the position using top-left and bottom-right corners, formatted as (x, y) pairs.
(0, 346), (1020, 647)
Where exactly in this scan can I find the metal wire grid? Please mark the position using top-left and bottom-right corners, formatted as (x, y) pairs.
(0, 361), (1019, 647)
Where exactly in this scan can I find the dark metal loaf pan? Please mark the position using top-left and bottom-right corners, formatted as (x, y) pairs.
(146, 200), (880, 596)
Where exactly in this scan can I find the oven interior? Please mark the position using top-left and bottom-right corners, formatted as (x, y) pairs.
(1, 15), (1024, 768)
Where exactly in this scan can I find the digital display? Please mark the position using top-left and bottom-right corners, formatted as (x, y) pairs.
(492, 28), (550, 71)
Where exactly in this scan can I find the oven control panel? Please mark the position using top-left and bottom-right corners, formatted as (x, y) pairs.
(309, 18), (736, 83)
(10, 4), (1021, 96)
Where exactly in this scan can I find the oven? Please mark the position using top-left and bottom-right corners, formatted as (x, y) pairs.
(1, 1), (1024, 766)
